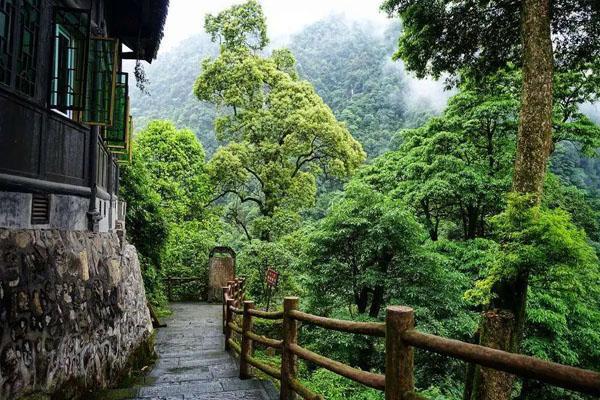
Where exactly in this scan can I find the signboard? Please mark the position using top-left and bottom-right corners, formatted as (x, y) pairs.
(266, 267), (279, 288)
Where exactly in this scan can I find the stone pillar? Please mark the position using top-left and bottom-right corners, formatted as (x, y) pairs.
(207, 246), (236, 302)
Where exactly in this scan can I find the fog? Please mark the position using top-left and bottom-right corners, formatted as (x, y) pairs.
(150, 0), (450, 110)
(159, 0), (390, 53)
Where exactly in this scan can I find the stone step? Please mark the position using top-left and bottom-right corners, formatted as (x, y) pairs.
(131, 389), (268, 399)
(101, 303), (279, 400)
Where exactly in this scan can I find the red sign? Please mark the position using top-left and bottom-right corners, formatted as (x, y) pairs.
(266, 268), (279, 287)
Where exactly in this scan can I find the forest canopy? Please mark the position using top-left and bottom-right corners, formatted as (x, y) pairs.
(122, 2), (600, 399)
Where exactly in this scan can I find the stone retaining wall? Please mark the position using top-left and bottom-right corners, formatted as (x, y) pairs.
(0, 229), (153, 399)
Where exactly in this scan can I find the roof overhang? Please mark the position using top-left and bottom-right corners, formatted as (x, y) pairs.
(106, 0), (169, 63)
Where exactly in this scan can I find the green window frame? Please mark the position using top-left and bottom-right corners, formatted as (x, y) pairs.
(113, 115), (133, 165)
(15, 0), (40, 96)
(51, 25), (74, 113)
(49, 7), (90, 114)
(83, 37), (118, 125)
(0, 0), (15, 86)
(104, 72), (128, 147)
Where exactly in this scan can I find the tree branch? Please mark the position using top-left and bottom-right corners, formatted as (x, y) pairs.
(244, 166), (265, 189)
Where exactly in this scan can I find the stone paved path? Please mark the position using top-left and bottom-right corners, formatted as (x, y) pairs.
(103, 303), (278, 400)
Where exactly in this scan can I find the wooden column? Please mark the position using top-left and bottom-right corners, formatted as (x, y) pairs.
(87, 126), (99, 232)
(240, 300), (254, 379)
(225, 298), (234, 351)
(385, 306), (415, 400)
(281, 297), (299, 400)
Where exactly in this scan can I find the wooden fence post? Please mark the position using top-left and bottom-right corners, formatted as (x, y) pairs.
(222, 287), (229, 334)
(281, 296), (299, 400)
(225, 298), (234, 351)
(227, 280), (235, 305)
(385, 306), (415, 400)
(239, 277), (245, 300)
(240, 300), (254, 379)
(167, 277), (172, 301)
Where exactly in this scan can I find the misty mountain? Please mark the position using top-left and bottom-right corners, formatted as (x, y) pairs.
(130, 16), (439, 159)
(129, 15), (600, 195)
(130, 34), (220, 155)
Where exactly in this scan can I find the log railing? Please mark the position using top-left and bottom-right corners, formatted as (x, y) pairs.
(222, 278), (600, 400)
(165, 276), (204, 301)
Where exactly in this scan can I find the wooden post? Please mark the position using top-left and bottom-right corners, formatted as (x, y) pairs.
(385, 306), (415, 400)
(240, 278), (246, 301)
(236, 278), (243, 303)
(225, 298), (234, 351)
(227, 280), (235, 305)
(281, 297), (299, 400)
(167, 277), (172, 301)
(240, 300), (254, 379)
(222, 287), (229, 334)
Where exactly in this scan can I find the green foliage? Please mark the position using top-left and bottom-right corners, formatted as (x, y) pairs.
(303, 369), (383, 400)
(129, 34), (220, 155)
(135, 120), (212, 223)
(299, 179), (476, 394)
(204, 0), (268, 51)
(121, 120), (220, 306)
(289, 18), (434, 158)
(130, 15), (439, 161)
(467, 193), (599, 305)
(360, 69), (600, 242)
(381, 0), (600, 79)
(236, 239), (302, 305)
(302, 181), (424, 317)
(139, 258), (169, 308)
(162, 220), (219, 300)
(195, 1), (365, 241)
(120, 148), (168, 266)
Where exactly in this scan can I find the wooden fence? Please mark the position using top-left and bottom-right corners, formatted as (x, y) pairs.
(165, 276), (204, 301)
(222, 278), (600, 400)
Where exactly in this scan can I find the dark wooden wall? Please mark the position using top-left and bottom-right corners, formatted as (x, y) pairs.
(0, 0), (118, 196)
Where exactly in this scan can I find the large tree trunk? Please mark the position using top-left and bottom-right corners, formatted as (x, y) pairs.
(513, 0), (554, 198)
(472, 0), (554, 399)
(369, 285), (384, 318)
(356, 287), (369, 314)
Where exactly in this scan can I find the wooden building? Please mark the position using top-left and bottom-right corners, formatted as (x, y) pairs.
(0, 0), (168, 232)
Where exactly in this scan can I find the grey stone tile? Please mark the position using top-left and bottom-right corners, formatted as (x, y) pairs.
(126, 303), (275, 400)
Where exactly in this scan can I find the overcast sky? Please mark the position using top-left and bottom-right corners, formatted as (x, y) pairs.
(159, 0), (391, 53)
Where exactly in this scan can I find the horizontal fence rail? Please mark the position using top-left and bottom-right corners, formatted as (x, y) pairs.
(164, 276), (205, 301)
(221, 278), (600, 400)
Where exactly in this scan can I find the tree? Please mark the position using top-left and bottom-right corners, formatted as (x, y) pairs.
(289, 17), (422, 158)
(301, 180), (477, 386)
(360, 69), (600, 243)
(305, 181), (423, 318)
(121, 120), (219, 305)
(135, 120), (212, 223)
(120, 143), (169, 306)
(381, 1), (600, 397)
(194, 1), (365, 241)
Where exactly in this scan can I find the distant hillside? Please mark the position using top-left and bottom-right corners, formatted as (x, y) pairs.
(129, 34), (220, 154)
(128, 16), (600, 196)
(129, 17), (439, 159)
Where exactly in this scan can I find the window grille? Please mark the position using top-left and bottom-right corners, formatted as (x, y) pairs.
(104, 72), (128, 147)
(83, 37), (118, 125)
(15, 0), (40, 96)
(49, 8), (90, 113)
(0, 0), (14, 86)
